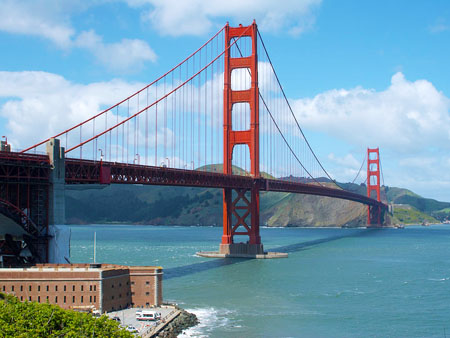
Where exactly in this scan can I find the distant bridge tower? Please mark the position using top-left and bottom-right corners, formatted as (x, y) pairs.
(367, 148), (381, 226)
(221, 21), (263, 255)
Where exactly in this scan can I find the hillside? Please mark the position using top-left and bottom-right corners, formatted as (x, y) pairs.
(65, 179), (450, 227)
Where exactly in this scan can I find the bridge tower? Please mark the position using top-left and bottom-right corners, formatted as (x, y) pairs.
(367, 148), (382, 226)
(221, 21), (263, 255)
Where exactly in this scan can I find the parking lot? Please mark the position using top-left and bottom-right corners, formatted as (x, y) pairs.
(106, 307), (174, 335)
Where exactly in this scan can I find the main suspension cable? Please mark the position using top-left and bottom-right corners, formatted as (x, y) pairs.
(351, 155), (366, 184)
(257, 29), (344, 189)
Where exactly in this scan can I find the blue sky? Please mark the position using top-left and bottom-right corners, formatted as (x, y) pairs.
(1, 0), (449, 201)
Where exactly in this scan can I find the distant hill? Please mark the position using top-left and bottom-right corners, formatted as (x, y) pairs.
(65, 174), (450, 227)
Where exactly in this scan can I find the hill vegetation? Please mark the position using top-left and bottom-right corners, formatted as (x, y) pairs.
(0, 293), (132, 337)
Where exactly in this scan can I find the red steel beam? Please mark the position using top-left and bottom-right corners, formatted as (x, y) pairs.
(65, 158), (387, 209)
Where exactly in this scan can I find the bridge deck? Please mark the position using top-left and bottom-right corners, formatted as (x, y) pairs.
(65, 158), (386, 208)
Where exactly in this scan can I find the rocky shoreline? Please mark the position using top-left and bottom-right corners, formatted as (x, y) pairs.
(155, 309), (198, 338)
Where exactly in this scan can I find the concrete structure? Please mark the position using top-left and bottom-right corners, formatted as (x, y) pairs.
(46, 138), (65, 226)
(197, 249), (288, 259)
(0, 263), (163, 313)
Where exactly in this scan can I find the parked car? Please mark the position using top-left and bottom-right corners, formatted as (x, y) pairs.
(112, 316), (121, 322)
(126, 326), (138, 333)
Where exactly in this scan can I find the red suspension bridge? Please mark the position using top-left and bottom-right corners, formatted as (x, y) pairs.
(0, 21), (387, 264)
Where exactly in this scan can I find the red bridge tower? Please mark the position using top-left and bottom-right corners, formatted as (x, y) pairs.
(221, 21), (263, 255)
(367, 148), (382, 226)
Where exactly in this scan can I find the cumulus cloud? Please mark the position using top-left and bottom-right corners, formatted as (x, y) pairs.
(75, 31), (157, 72)
(291, 72), (450, 153)
(127, 0), (321, 36)
(0, 0), (157, 72)
(328, 153), (360, 169)
(0, 71), (144, 149)
(0, 0), (75, 47)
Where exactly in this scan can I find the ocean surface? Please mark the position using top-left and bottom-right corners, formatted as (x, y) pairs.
(69, 224), (450, 338)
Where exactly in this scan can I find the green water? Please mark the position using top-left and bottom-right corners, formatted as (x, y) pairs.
(69, 225), (450, 337)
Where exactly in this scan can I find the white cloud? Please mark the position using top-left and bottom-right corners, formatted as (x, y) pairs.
(328, 153), (360, 168)
(0, 0), (157, 72)
(291, 72), (450, 153)
(0, 71), (144, 149)
(75, 31), (157, 72)
(0, 0), (76, 47)
(127, 0), (321, 37)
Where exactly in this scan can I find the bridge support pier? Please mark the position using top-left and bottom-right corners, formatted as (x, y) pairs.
(220, 186), (263, 255)
(46, 138), (66, 226)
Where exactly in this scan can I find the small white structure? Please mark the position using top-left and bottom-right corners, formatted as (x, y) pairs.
(136, 310), (159, 321)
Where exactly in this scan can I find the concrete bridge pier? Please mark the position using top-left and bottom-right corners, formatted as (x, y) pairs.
(46, 138), (65, 226)
(45, 138), (70, 264)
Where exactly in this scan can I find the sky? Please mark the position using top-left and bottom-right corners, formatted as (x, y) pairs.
(0, 0), (449, 201)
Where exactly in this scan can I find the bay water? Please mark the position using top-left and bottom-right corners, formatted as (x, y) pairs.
(69, 224), (450, 337)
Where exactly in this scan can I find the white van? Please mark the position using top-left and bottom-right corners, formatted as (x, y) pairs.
(136, 310), (158, 321)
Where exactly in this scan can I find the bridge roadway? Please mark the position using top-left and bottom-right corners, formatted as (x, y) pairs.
(64, 158), (386, 209)
(0, 151), (386, 209)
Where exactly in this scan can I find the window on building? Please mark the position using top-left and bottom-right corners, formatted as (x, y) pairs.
(94, 285), (96, 291)
(55, 296), (58, 303)
(81, 285), (83, 292)
(90, 296), (92, 302)
(46, 296), (49, 301)
(38, 285), (40, 292)
(72, 285), (75, 292)
(81, 296), (83, 303)
(29, 296), (31, 301)
(64, 296), (66, 303)
(131, 281), (135, 285)
(146, 302), (149, 307)
(119, 283), (122, 287)
(20, 285), (23, 291)
(20, 296), (23, 301)
(131, 292), (135, 296)
(145, 292), (150, 296)
(89, 285), (92, 292)
(146, 281), (150, 285)
(38, 296), (40, 303)
(119, 294), (121, 298)
(64, 285), (66, 292)
(111, 295), (114, 300)
(131, 302), (134, 307)
(11, 286), (14, 292)
(29, 285), (32, 292)
(2, 286), (4, 292)
(55, 285), (58, 291)
(46, 285), (49, 292)
(94, 296), (96, 302)
(111, 284), (114, 288)
(73, 296), (75, 303)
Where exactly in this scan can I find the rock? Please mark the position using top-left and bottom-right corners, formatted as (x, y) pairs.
(156, 309), (199, 338)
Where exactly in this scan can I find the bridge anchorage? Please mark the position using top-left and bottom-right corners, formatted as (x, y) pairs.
(0, 21), (391, 265)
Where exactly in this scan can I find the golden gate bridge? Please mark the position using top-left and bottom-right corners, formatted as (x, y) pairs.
(0, 21), (387, 265)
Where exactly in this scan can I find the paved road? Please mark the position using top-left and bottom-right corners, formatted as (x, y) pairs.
(106, 307), (174, 335)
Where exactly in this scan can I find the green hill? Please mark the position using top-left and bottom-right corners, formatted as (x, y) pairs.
(65, 176), (450, 227)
